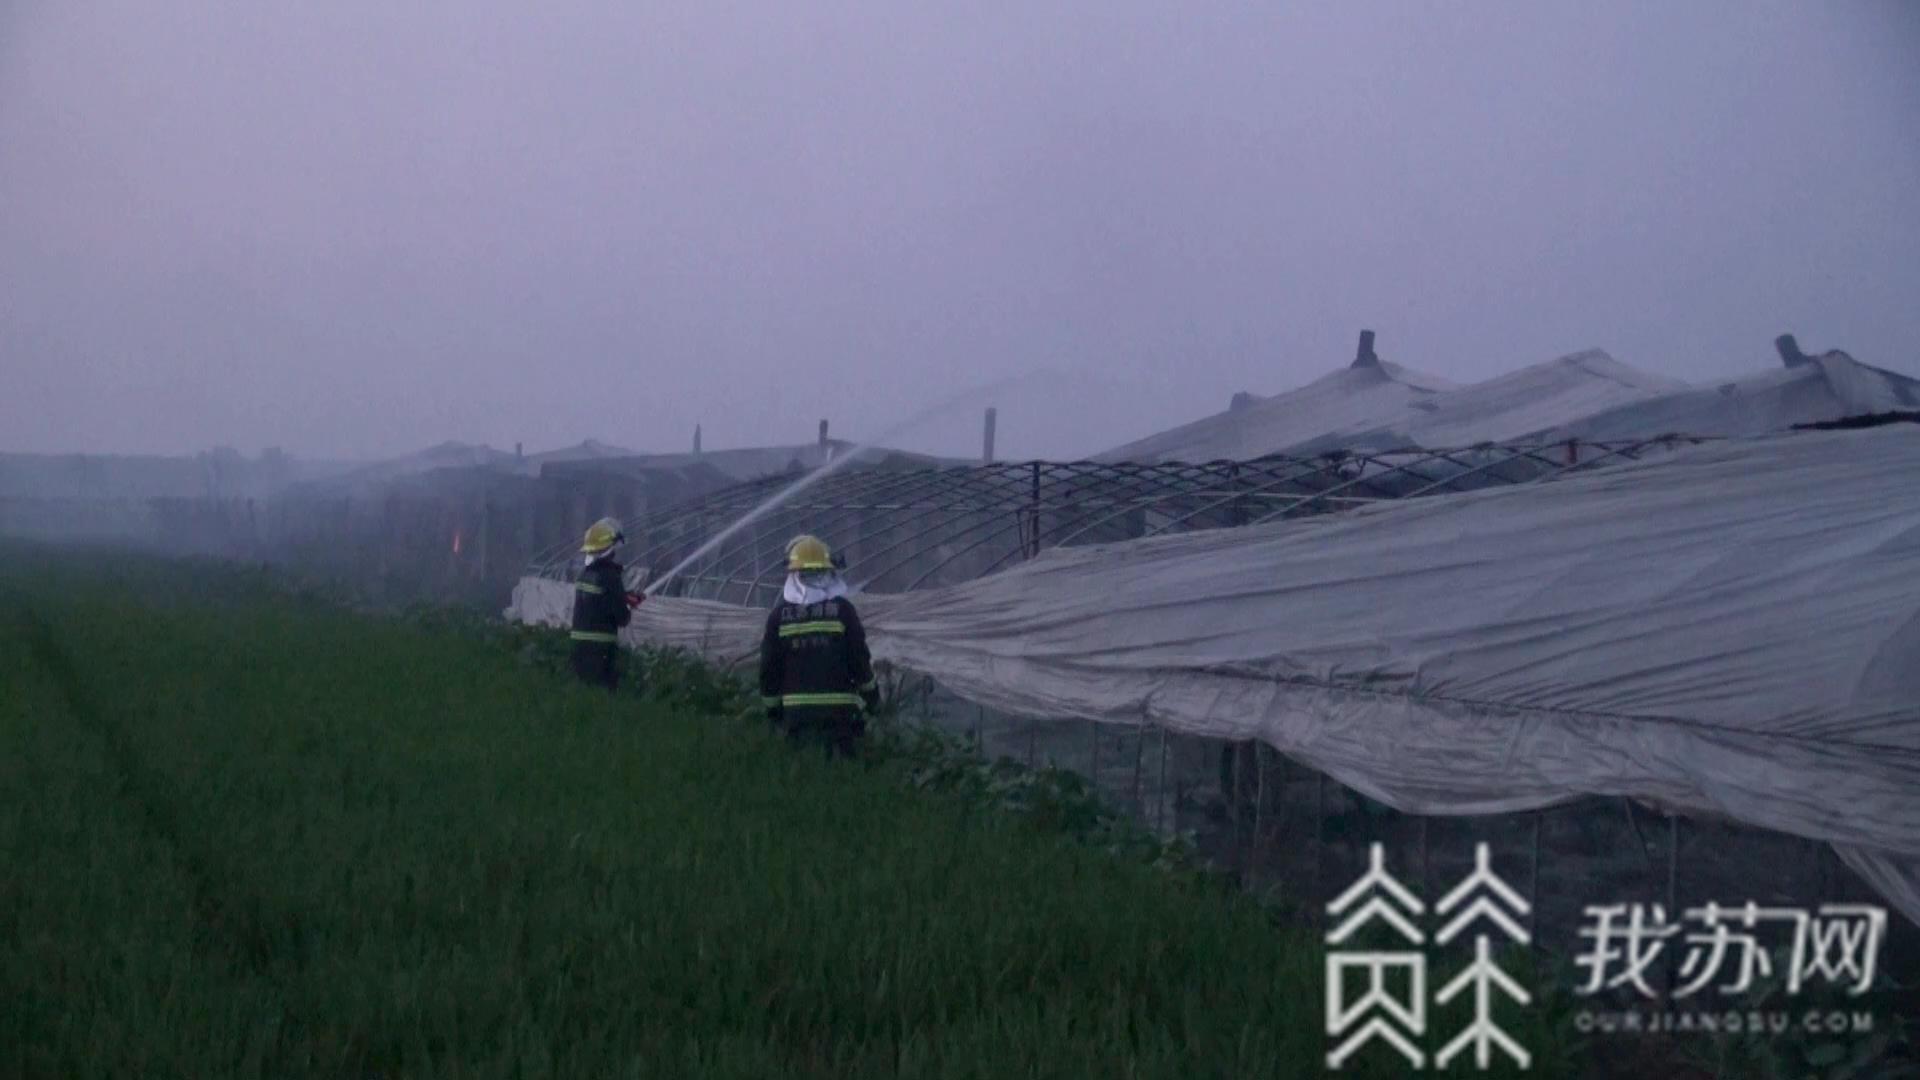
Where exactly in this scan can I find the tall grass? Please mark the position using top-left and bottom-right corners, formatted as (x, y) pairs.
(1, 547), (1566, 1078)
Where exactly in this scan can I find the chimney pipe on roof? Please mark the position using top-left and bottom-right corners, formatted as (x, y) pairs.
(818, 419), (829, 447)
(1775, 334), (1813, 368)
(1352, 330), (1380, 369)
(693, 425), (702, 454)
(982, 407), (998, 464)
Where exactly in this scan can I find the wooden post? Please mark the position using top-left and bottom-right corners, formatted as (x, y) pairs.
(1088, 718), (1099, 795)
(1420, 816), (1431, 903)
(1130, 716), (1145, 814)
(1273, 753), (1288, 906)
(1229, 743), (1244, 879)
(1156, 725), (1169, 834)
(1530, 812), (1543, 943)
(1315, 773), (1327, 924)
(1665, 814), (1681, 995)
(1026, 462), (1041, 558)
(1250, 744), (1266, 894)
(1667, 814), (1680, 915)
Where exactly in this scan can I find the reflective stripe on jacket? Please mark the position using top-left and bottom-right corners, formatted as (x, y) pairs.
(758, 596), (878, 712)
(570, 557), (631, 645)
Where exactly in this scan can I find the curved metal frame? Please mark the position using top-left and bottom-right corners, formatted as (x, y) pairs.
(528, 437), (1715, 600)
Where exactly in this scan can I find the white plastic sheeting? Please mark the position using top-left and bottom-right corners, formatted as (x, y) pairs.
(1096, 356), (1456, 463)
(1290, 351), (1689, 454)
(510, 428), (1920, 924)
(1544, 351), (1920, 443)
(1097, 350), (1683, 463)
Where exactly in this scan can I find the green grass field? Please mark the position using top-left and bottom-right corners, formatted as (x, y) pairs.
(1, 547), (1571, 1078)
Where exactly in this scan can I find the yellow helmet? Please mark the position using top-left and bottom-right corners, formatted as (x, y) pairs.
(581, 517), (625, 555)
(786, 534), (833, 572)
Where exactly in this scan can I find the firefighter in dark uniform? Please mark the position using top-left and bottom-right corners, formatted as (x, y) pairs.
(759, 535), (879, 758)
(571, 517), (639, 691)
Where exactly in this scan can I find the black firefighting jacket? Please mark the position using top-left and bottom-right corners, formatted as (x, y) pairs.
(759, 596), (880, 715)
(570, 557), (631, 646)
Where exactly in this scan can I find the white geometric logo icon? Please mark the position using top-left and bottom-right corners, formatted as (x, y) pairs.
(1325, 844), (1427, 1070)
(1324, 842), (1534, 1072)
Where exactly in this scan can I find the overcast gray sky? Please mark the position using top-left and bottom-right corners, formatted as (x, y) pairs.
(3, 1), (1917, 461)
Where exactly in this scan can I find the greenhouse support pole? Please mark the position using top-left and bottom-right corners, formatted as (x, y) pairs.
(1530, 812), (1543, 944)
(1665, 814), (1681, 995)
(1130, 717), (1145, 814)
(1314, 773), (1327, 925)
(1088, 718), (1099, 795)
(1155, 724), (1169, 834)
(1250, 747), (1266, 894)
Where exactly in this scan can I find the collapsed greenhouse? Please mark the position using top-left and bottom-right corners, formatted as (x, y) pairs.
(508, 426), (1920, 931)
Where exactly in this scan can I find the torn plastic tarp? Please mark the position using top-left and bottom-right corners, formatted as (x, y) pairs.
(509, 427), (1920, 925)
